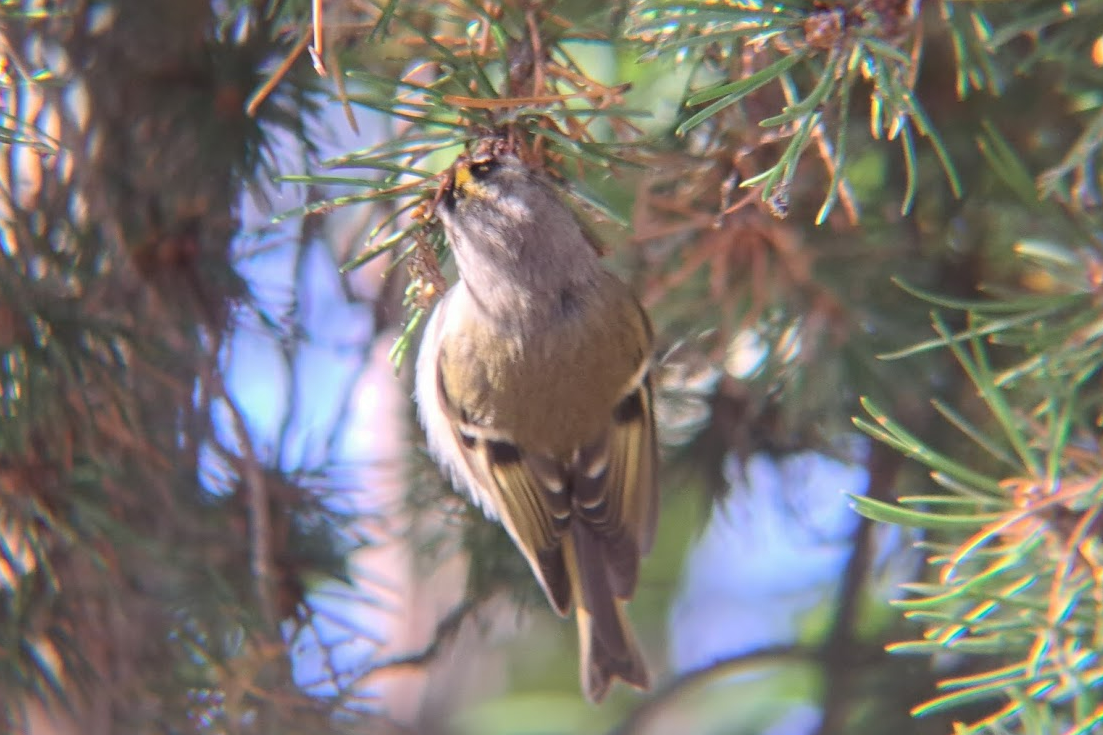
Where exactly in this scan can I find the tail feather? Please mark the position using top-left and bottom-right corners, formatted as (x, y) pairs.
(576, 600), (649, 702)
(566, 525), (649, 702)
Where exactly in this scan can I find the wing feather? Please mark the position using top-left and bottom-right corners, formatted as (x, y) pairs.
(436, 371), (574, 615)
(571, 372), (659, 599)
(419, 284), (658, 623)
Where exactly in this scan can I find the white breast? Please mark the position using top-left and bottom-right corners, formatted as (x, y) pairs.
(413, 284), (500, 519)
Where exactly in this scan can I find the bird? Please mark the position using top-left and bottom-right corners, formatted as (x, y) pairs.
(414, 139), (659, 702)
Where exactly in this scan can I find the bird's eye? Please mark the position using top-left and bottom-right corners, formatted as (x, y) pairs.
(469, 161), (497, 179)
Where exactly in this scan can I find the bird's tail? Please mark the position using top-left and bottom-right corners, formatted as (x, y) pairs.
(564, 524), (649, 703)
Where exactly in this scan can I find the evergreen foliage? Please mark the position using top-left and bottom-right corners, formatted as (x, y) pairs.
(3, 1), (1103, 733)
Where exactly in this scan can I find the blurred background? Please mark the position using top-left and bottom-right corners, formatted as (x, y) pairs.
(3, 2), (1103, 735)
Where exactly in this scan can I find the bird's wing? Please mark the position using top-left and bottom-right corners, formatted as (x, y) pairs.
(434, 352), (658, 614)
(569, 362), (659, 600)
(434, 361), (575, 615)
(419, 286), (658, 616)
(417, 290), (573, 612)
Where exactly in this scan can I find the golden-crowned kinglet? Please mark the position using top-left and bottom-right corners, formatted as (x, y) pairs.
(414, 140), (659, 702)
